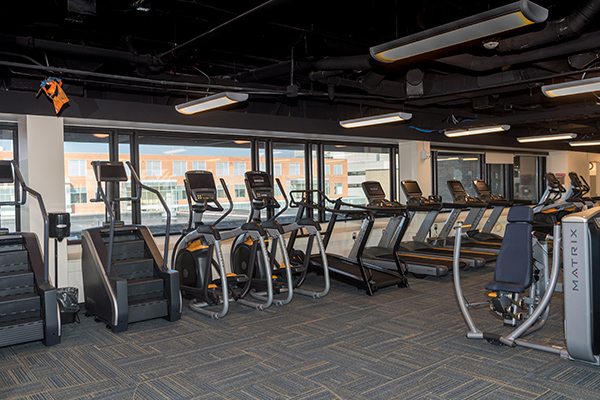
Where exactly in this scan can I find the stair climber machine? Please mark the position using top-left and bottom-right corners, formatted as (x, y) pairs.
(81, 161), (181, 333)
(400, 180), (494, 269)
(287, 189), (408, 296)
(230, 171), (330, 304)
(453, 205), (600, 366)
(347, 181), (451, 278)
(172, 171), (276, 317)
(564, 171), (599, 208)
(433, 180), (502, 254)
(0, 160), (60, 347)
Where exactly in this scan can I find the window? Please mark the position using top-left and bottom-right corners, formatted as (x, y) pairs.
(334, 182), (343, 195)
(67, 186), (88, 204)
(324, 163), (330, 176)
(217, 162), (229, 176)
(234, 184), (246, 198)
(146, 160), (162, 176)
(435, 153), (482, 201)
(172, 161), (187, 176)
(0, 127), (16, 232)
(259, 161), (266, 172)
(289, 163), (301, 176)
(234, 162), (246, 176)
(514, 156), (539, 201)
(192, 161), (206, 171)
(323, 145), (390, 206)
(274, 162), (282, 176)
(64, 130), (111, 239)
(68, 160), (87, 177)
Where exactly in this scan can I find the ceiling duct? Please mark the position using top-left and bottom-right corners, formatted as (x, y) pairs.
(497, 0), (600, 52)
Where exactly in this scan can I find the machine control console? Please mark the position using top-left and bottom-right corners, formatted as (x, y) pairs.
(185, 170), (218, 203)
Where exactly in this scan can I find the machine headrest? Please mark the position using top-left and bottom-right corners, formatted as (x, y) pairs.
(507, 206), (533, 223)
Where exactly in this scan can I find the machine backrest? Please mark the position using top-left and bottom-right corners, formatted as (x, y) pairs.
(494, 206), (533, 288)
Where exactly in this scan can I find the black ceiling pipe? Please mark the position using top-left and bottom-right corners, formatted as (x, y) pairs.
(158, 0), (291, 66)
(437, 31), (600, 72)
(0, 34), (155, 66)
(497, 0), (600, 52)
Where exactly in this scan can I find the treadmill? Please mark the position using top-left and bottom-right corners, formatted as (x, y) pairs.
(287, 189), (408, 296)
(348, 181), (458, 278)
(472, 179), (512, 242)
(432, 180), (503, 253)
(400, 180), (496, 267)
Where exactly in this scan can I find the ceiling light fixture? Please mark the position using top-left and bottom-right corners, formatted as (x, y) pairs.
(444, 125), (510, 138)
(517, 133), (577, 143)
(370, 1), (548, 63)
(569, 140), (600, 147)
(339, 112), (412, 128)
(542, 76), (600, 98)
(234, 140), (251, 144)
(175, 92), (249, 115)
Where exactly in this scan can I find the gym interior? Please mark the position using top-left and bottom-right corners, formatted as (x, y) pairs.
(2, 1), (600, 399)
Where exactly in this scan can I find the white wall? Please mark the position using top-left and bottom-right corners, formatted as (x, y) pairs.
(398, 141), (431, 201)
(547, 150), (591, 195)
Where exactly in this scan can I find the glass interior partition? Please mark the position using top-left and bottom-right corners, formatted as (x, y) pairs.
(435, 153), (482, 201)
(513, 156), (539, 202)
(0, 128), (17, 232)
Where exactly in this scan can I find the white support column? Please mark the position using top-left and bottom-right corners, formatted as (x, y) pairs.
(17, 115), (67, 288)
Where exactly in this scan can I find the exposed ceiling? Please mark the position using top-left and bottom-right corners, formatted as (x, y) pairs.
(2, 0), (600, 149)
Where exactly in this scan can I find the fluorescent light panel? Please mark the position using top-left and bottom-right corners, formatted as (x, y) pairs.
(340, 112), (412, 128)
(542, 76), (600, 98)
(569, 140), (600, 147)
(517, 133), (577, 143)
(176, 92), (249, 115)
(445, 125), (510, 137)
(371, 1), (548, 63)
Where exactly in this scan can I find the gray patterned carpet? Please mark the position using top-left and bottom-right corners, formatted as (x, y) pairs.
(2, 266), (600, 400)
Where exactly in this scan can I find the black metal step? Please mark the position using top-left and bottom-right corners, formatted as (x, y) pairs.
(0, 317), (44, 347)
(128, 298), (168, 323)
(114, 258), (155, 280)
(0, 250), (29, 274)
(0, 270), (35, 297)
(127, 277), (164, 302)
(111, 240), (145, 261)
(0, 292), (41, 323)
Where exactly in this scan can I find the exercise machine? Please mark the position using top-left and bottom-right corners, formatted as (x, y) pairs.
(400, 180), (494, 268)
(453, 205), (600, 365)
(289, 189), (408, 296)
(81, 161), (181, 332)
(0, 160), (60, 347)
(231, 171), (330, 304)
(472, 179), (512, 241)
(172, 170), (273, 318)
(348, 181), (451, 278)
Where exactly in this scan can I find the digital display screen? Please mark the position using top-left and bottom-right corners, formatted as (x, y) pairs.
(402, 181), (421, 196)
(186, 171), (215, 190)
(448, 181), (465, 193)
(98, 163), (127, 182)
(546, 173), (559, 186)
(474, 180), (489, 193)
(246, 172), (272, 188)
(0, 162), (14, 184)
(363, 182), (385, 196)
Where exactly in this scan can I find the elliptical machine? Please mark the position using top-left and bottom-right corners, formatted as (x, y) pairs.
(172, 170), (274, 318)
(231, 171), (330, 303)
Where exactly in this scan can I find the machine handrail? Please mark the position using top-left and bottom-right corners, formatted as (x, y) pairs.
(213, 178), (234, 227)
(289, 189), (372, 219)
(125, 161), (171, 270)
(271, 178), (289, 221)
(10, 161), (51, 284)
(90, 162), (117, 275)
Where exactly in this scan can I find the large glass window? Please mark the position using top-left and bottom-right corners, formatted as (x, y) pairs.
(435, 153), (482, 202)
(64, 131), (110, 239)
(514, 156), (539, 201)
(272, 142), (306, 223)
(323, 145), (390, 205)
(137, 136), (252, 233)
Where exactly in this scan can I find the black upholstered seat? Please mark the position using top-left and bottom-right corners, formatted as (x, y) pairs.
(484, 206), (533, 293)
